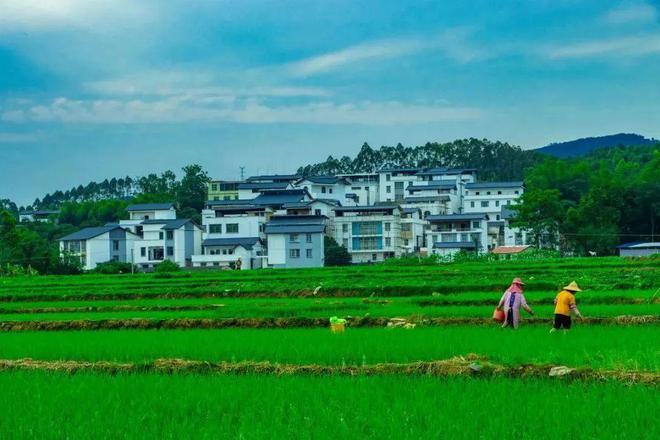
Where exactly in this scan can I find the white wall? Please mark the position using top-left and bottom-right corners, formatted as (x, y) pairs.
(267, 235), (286, 266)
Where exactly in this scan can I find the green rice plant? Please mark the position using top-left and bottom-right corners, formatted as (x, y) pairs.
(0, 371), (656, 439)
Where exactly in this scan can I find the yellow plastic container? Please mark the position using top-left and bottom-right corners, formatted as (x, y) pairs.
(330, 323), (345, 333)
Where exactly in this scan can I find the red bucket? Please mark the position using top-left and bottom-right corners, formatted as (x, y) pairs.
(493, 308), (505, 323)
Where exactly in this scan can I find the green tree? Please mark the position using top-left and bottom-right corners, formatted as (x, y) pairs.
(176, 164), (210, 212)
(324, 236), (351, 266)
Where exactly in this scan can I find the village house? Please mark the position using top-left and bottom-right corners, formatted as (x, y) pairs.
(19, 209), (60, 223)
(58, 225), (140, 270)
(264, 215), (326, 268)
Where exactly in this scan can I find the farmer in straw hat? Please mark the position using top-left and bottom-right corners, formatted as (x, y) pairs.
(496, 277), (535, 329)
(551, 281), (584, 332)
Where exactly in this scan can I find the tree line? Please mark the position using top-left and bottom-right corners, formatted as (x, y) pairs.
(297, 138), (543, 181)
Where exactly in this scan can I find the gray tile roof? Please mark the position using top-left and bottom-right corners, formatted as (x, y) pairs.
(377, 167), (422, 174)
(433, 241), (477, 249)
(140, 219), (202, 230)
(334, 204), (400, 213)
(403, 196), (450, 203)
(265, 215), (326, 234)
(465, 181), (524, 189)
(246, 174), (301, 182)
(297, 176), (349, 185)
(416, 168), (476, 176)
(238, 182), (290, 190)
(202, 237), (262, 249)
(59, 225), (122, 241)
(427, 214), (487, 222)
(126, 203), (175, 211)
(253, 190), (309, 207)
(406, 182), (456, 191)
(616, 242), (660, 249)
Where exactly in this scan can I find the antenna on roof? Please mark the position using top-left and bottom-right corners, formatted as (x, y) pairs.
(240, 166), (245, 181)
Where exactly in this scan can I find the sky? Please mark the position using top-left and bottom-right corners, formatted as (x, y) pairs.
(1, 0), (659, 206)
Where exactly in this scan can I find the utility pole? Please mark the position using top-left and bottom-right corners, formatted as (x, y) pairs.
(131, 248), (134, 275)
(240, 166), (245, 181)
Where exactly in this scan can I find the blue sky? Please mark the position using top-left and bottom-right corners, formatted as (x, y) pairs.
(1, 0), (659, 206)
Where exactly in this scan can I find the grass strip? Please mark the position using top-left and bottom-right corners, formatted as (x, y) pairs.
(0, 356), (657, 384)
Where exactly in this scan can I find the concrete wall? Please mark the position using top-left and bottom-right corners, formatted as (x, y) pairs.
(268, 232), (324, 268)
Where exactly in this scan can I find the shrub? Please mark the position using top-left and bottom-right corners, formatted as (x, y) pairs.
(93, 261), (136, 275)
(154, 260), (180, 273)
(324, 236), (351, 266)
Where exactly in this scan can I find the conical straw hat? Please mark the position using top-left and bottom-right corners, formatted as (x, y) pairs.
(563, 281), (582, 292)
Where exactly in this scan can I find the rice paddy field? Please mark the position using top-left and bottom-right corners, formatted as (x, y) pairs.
(0, 256), (657, 439)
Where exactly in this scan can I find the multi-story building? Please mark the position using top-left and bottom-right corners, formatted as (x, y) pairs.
(202, 200), (271, 242)
(463, 181), (526, 248)
(265, 215), (326, 268)
(132, 219), (203, 269)
(425, 213), (488, 257)
(58, 225), (140, 270)
(119, 203), (177, 236)
(378, 168), (421, 203)
(337, 172), (380, 205)
(333, 204), (403, 263)
(207, 180), (241, 201)
(293, 176), (353, 205)
(400, 208), (427, 254)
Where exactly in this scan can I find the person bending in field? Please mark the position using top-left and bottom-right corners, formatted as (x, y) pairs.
(551, 281), (584, 332)
(497, 277), (535, 329)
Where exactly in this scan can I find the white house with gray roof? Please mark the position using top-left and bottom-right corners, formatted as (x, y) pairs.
(132, 218), (203, 269)
(463, 181), (527, 248)
(192, 237), (264, 269)
(265, 215), (326, 268)
(425, 213), (489, 257)
(293, 176), (354, 205)
(58, 225), (140, 270)
(119, 203), (177, 235)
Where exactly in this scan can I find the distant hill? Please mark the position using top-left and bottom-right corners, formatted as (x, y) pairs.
(536, 133), (657, 157)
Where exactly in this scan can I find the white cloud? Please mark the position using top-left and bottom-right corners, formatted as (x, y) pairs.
(1, 96), (481, 125)
(0, 0), (153, 33)
(288, 29), (484, 76)
(84, 72), (331, 98)
(602, 2), (658, 25)
(546, 34), (660, 59)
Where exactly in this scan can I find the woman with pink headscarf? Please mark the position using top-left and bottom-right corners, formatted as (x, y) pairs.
(496, 278), (535, 329)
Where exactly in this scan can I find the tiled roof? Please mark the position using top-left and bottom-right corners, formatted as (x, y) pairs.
(59, 225), (121, 241)
(202, 237), (261, 250)
(126, 203), (174, 211)
(465, 181), (524, 189)
(492, 245), (531, 254)
(426, 214), (487, 221)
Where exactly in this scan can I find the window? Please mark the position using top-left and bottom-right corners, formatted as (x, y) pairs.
(385, 237), (391, 247)
(372, 253), (378, 260)
(497, 191), (502, 195)
(306, 249), (313, 258)
(481, 201), (489, 208)
(470, 201), (475, 208)
(386, 185), (391, 193)
(384, 222), (391, 232)
(514, 190), (519, 194)
(213, 196), (219, 201)
(496, 215), (501, 221)
(166, 231), (174, 240)
(113, 240), (119, 251)
(223, 196), (231, 201)
(321, 186), (327, 194)
(386, 174), (391, 181)
(226, 224), (239, 233)
(211, 184), (218, 191)
(342, 224), (348, 233)
(289, 249), (300, 259)
(159, 232), (164, 240)
(140, 247), (146, 257)
(475, 192), (480, 195)
(144, 215), (150, 220)
(472, 221), (480, 229)
(167, 246), (174, 256)
(210, 224), (222, 234)
(486, 191), (491, 195)
(352, 186), (361, 190)
(201, 262), (207, 267)
(495, 201), (500, 207)
(290, 234), (299, 242)
(306, 233), (312, 243)
(329, 188), (333, 194)
(315, 209), (322, 216)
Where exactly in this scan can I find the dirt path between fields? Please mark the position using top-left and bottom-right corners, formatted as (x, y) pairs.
(0, 315), (656, 331)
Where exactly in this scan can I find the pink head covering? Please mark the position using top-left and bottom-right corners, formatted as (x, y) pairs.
(509, 277), (524, 293)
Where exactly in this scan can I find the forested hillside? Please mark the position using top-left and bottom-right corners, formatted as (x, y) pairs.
(297, 139), (542, 181)
(536, 133), (657, 157)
